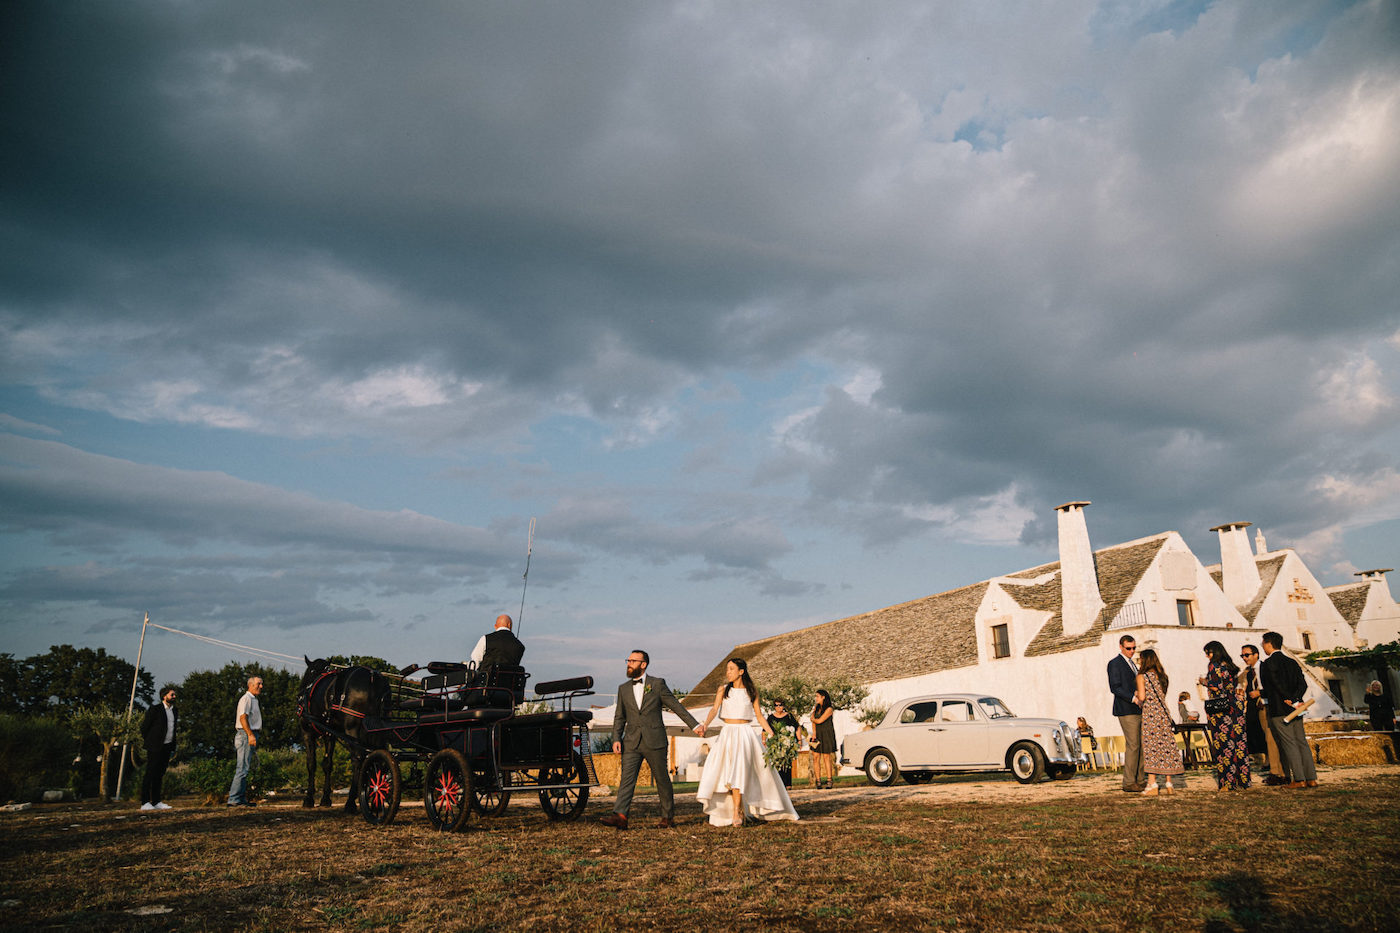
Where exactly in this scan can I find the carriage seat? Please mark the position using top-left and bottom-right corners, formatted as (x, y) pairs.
(475, 664), (528, 705)
(416, 707), (515, 726)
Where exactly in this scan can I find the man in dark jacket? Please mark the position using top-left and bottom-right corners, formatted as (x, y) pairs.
(140, 685), (178, 811)
(1260, 632), (1317, 787)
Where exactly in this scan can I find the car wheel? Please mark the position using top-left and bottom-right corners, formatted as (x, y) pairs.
(1009, 742), (1046, 784)
(864, 748), (899, 786)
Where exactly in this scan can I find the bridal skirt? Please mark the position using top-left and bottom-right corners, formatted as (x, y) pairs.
(696, 723), (799, 826)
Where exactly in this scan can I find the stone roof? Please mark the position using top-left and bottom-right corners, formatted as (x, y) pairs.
(1325, 582), (1370, 625)
(1017, 536), (1168, 657)
(1208, 554), (1287, 623)
(687, 582), (989, 702)
(687, 534), (1169, 700)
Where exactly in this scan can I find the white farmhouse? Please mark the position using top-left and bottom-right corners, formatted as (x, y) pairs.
(680, 502), (1399, 751)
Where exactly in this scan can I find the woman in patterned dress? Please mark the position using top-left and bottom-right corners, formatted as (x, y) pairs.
(1135, 648), (1184, 796)
(1199, 640), (1251, 791)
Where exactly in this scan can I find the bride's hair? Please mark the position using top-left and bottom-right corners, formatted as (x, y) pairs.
(722, 657), (757, 701)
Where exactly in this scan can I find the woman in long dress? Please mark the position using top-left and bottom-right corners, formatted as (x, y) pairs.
(1135, 648), (1184, 796)
(1199, 640), (1250, 791)
(696, 658), (799, 827)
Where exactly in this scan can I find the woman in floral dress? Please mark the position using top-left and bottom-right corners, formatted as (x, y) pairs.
(1199, 640), (1251, 790)
(1135, 648), (1184, 795)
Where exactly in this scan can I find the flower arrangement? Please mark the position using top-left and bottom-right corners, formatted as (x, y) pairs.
(763, 723), (800, 771)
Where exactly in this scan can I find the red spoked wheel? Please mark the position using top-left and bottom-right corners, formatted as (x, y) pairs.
(424, 748), (473, 832)
(358, 749), (401, 826)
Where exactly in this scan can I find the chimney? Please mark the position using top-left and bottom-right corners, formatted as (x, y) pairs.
(1055, 501), (1103, 636)
(1254, 527), (1267, 555)
(1212, 521), (1262, 608)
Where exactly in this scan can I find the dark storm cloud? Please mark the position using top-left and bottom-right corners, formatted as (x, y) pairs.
(2, 0), (1398, 583)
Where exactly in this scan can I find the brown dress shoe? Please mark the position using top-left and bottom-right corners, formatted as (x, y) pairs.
(599, 812), (629, 829)
(656, 817), (676, 828)
(1288, 781), (1306, 788)
(1305, 780), (1318, 787)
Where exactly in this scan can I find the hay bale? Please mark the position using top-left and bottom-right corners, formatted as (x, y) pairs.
(1308, 733), (1398, 766)
(1305, 720), (1367, 734)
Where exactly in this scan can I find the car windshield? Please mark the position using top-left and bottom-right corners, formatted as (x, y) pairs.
(979, 697), (1015, 719)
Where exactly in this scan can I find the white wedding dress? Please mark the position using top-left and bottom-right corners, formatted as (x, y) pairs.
(696, 688), (799, 826)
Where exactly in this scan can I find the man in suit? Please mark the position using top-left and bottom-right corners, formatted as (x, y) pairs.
(469, 613), (526, 684)
(1107, 634), (1147, 792)
(1239, 644), (1285, 784)
(600, 649), (700, 829)
(139, 685), (178, 811)
(1260, 631), (1318, 788)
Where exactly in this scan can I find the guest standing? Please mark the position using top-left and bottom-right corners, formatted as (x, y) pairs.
(227, 676), (263, 807)
(1198, 641), (1250, 791)
(765, 700), (802, 788)
(139, 685), (178, 811)
(1365, 681), (1394, 732)
(1107, 634), (1147, 793)
(1260, 632), (1318, 788)
(1134, 649), (1183, 796)
(809, 690), (838, 789)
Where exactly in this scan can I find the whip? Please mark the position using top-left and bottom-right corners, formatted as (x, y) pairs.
(517, 517), (535, 638)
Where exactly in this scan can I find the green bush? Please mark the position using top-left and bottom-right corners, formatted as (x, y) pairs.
(178, 747), (350, 800)
(0, 714), (76, 803)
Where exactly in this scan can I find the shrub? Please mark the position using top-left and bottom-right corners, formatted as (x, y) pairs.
(0, 714), (75, 803)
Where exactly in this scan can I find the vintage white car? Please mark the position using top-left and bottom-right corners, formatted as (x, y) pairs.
(840, 693), (1084, 785)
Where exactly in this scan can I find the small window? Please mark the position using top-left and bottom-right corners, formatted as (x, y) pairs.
(1301, 632), (1313, 650)
(902, 701), (939, 724)
(1327, 679), (1342, 703)
(1176, 600), (1195, 627)
(991, 623), (1011, 659)
(941, 701), (973, 722)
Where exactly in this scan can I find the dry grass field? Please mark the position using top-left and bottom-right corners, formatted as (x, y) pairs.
(2, 765), (1397, 932)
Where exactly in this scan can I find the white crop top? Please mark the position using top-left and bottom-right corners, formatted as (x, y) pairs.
(720, 688), (755, 721)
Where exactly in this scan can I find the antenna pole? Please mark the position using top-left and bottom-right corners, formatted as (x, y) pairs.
(517, 517), (535, 638)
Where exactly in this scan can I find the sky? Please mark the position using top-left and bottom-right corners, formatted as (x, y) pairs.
(2, 0), (1398, 697)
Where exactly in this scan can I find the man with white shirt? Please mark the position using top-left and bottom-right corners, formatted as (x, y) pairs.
(1107, 634), (1147, 792)
(139, 685), (178, 811)
(468, 613), (525, 684)
(599, 649), (700, 829)
(227, 676), (263, 807)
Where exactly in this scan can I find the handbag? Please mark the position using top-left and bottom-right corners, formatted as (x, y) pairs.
(1203, 696), (1230, 715)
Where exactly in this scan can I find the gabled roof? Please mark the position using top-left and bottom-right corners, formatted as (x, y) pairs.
(1325, 582), (1370, 625)
(688, 534), (1170, 698)
(1208, 554), (1287, 623)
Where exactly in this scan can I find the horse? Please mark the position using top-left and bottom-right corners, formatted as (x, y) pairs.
(298, 657), (391, 811)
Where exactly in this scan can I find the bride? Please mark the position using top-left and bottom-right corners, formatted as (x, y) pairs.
(694, 657), (799, 827)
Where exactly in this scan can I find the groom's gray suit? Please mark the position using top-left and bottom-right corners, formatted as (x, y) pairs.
(611, 674), (700, 819)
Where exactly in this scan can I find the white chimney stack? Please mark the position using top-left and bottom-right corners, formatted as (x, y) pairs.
(1055, 501), (1103, 636)
(1212, 522), (1262, 608)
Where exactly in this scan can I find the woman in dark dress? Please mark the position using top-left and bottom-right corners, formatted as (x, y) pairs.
(1198, 640), (1250, 791)
(765, 700), (803, 787)
(809, 690), (837, 789)
(1365, 681), (1395, 731)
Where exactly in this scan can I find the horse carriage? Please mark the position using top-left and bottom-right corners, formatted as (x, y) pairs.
(298, 658), (598, 831)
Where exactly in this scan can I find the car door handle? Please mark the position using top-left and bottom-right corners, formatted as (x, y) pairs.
(926, 727), (945, 731)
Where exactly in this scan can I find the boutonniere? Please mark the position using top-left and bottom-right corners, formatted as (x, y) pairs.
(644, 682), (653, 694)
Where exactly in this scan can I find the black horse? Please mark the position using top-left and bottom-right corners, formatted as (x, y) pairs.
(298, 658), (391, 810)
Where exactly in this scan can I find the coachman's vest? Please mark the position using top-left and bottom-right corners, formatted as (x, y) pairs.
(479, 629), (525, 669)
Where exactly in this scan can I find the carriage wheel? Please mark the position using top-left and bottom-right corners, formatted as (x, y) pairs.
(359, 750), (401, 826)
(424, 749), (473, 833)
(470, 768), (512, 817)
(538, 751), (589, 822)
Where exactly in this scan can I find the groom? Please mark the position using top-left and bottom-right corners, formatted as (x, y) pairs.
(600, 649), (700, 829)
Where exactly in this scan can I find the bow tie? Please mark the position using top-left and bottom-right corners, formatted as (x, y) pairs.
(633, 679), (645, 685)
